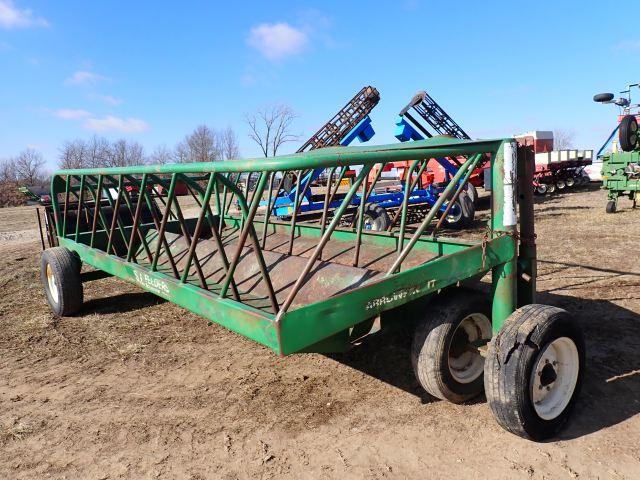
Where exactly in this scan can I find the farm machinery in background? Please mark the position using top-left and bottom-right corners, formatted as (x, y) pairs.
(594, 82), (640, 213)
(515, 131), (593, 195)
(268, 86), (475, 230)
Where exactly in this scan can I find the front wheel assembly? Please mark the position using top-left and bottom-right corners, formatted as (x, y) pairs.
(484, 305), (585, 441)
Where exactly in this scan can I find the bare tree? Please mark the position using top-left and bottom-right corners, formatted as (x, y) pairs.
(14, 149), (46, 185)
(58, 139), (87, 169)
(245, 104), (299, 157)
(172, 140), (188, 163)
(553, 129), (575, 150)
(149, 144), (173, 165)
(0, 158), (17, 183)
(185, 125), (221, 162)
(220, 127), (240, 160)
(86, 135), (110, 168)
(108, 139), (145, 167)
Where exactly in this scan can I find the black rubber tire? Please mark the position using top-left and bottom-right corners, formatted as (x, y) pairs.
(466, 183), (478, 205)
(606, 200), (616, 214)
(619, 115), (638, 152)
(484, 304), (585, 441)
(565, 177), (575, 187)
(362, 203), (391, 231)
(443, 190), (475, 229)
(556, 180), (566, 190)
(411, 289), (492, 403)
(593, 92), (614, 103)
(546, 183), (556, 194)
(40, 247), (83, 316)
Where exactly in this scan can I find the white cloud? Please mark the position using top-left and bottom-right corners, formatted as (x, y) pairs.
(64, 70), (107, 86)
(0, 1), (48, 29)
(84, 115), (149, 133)
(613, 39), (640, 52)
(55, 108), (91, 120)
(98, 94), (122, 106)
(247, 22), (308, 61)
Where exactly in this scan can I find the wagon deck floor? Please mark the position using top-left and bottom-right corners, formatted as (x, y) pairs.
(139, 227), (438, 312)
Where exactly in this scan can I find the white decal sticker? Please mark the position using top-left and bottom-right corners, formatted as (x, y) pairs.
(503, 141), (517, 227)
(133, 270), (170, 296)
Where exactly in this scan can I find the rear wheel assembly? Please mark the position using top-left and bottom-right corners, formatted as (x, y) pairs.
(362, 203), (391, 231)
(443, 190), (475, 229)
(411, 289), (492, 403)
(484, 305), (585, 440)
(619, 115), (639, 152)
(40, 247), (83, 316)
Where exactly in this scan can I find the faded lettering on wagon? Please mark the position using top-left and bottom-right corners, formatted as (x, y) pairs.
(365, 283), (432, 311)
(133, 270), (170, 296)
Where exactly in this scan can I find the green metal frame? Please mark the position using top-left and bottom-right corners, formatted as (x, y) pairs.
(601, 150), (640, 207)
(49, 137), (533, 356)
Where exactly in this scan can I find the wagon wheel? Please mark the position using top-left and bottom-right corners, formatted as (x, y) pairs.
(546, 183), (556, 194)
(484, 305), (585, 440)
(565, 177), (575, 187)
(411, 289), (491, 403)
(556, 180), (566, 190)
(40, 247), (84, 316)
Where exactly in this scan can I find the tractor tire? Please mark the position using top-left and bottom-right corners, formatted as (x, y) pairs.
(362, 203), (391, 231)
(443, 191), (475, 229)
(40, 247), (83, 316)
(411, 289), (492, 403)
(593, 93), (614, 103)
(619, 115), (639, 152)
(484, 304), (585, 441)
(606, 200), (616, 214)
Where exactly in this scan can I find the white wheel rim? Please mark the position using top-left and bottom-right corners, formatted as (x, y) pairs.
(46, 264), (59, 304)
(363, 214), (377, 231)
(566, 178), (574, 186)
(445, 202), (463, 224)
(531, 337), (579, 420)
(557, 181), (565, 189)
(448, 313), (492, 384)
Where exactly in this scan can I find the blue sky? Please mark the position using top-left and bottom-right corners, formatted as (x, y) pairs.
(0, 0), (636, 169)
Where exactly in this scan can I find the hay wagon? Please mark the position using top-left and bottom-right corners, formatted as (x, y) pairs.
(38, 137), (585, 440)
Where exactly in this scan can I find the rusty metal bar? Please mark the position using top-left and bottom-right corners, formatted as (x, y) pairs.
(126, 174), (151, 262)
(287, 170), (303, 255)
(133, 174), (180, 278)
(387, 155), (477, 275)
(35, 208), (46, 251)
(151, 174), (178, 273)
(261, 171), (276, 248)
(89, 175), (106, 248)
(74, 175), (86, 242)
(62, 175), (71, 237)
(353, 172), (369, 267)
(219, 172), (279, 313)
(277, 164), (373, 317)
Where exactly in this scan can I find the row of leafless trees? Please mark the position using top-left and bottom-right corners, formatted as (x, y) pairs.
(0, 149), (48, 186)
(58, 125), (241, 170)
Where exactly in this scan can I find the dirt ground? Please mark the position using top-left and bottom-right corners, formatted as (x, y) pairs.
(1, 186), (640, 480)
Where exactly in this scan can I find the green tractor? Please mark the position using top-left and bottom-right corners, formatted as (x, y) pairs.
(594, 84), (640, 213)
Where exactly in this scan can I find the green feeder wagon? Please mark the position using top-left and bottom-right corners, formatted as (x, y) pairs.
(38, 137), (585, 441)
